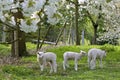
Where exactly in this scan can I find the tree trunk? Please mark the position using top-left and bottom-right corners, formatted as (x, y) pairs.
(81, 29), (84, 45)
(39, 26), (51, 49)
(14, 28), (19, 57)
(36, 26), (41, 51)
(75, 0), (80, 45)
(86, 10), (99, 45)
(11, 30), (15, 57)
(68, 25), (71, 44)
(18, 30), (28, 56)
(92, 24), (98, 44)
(2, 26), (6, 42)
(11, 0), (27, 57)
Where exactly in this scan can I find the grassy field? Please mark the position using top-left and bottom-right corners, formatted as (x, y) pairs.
(0, 43), (120, 80)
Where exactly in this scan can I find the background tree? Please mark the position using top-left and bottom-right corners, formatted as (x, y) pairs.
(78, 0), (120, 45)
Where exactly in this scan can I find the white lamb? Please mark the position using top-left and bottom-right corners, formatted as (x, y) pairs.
(63, 50), (87, 71)
(37, 51), (57, 73)
(88, 48), (106, 70)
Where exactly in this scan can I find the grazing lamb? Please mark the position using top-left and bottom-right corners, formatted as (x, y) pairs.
(88, 48), (106, 70)
(37, 51), (57, 73)
(63, 50), (87, 71)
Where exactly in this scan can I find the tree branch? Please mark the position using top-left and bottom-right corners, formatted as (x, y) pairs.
(55, 21), (67, 46)
(0, 20), (17, 30)
(86, 10), (96, 26)
(0, 38), (21, 44)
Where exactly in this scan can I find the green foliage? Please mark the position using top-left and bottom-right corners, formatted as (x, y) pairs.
(100, 44), (115, 52)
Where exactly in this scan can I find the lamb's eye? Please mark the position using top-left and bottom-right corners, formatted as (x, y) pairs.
(38, 53), (41, 56)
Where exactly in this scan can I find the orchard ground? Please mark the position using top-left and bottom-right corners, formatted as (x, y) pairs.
(0, 43), (120, 80)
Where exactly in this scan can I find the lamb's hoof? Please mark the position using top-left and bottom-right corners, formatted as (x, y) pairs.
(75, 69), (78, 71)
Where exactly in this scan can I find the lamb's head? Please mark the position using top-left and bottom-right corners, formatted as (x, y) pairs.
(102, 50), (106, 57)
(80, 50), (87, 56)
(37, 51), (44, 58)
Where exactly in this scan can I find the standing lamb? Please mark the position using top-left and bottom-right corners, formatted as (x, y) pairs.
(63, 50), (87, 71)
(37, 51), (57, 73)
(88, 48), (106, 70)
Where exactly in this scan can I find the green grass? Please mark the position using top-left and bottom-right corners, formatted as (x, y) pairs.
(0, 44), (11, 56)
(0, 44), (120, 80)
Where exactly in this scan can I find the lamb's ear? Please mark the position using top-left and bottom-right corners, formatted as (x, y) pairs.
(104, 50), (107, 54)
(37, 52), (44, 58)
(37, 52), (40, 55)
(38, 51), (44, 55)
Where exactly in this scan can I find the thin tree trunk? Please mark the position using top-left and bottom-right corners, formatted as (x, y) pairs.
(92, 25), (98, 44)
(36, 26), (41, 51)
(14, 28), (19, 57)
(71, 14), (75, 45)
(68, 25), (72, 45)
(11, 30), (15, 57)
(81, 29), (85, 45)
(55, 21), (66, 46)
(2, 26), (6, 42)
(63, 28), (67, 44)
(75, 0), (80, 45)
(39, 26), (51, 49)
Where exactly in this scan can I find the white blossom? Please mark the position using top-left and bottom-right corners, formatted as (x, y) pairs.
(0, 11), (6, 22)
(9, 17), (16, 25)
(48, 0), (59, 3)
(31, 12), (39, 19)
(35, 0), (46, 11)
(45, 4), (60, 25)
(20, 19), (38, 33)
(0, 0), (61, 32)
(45, 4), (57, 17)
(47, 17), (59, 25)
(78, 0), (85, 4)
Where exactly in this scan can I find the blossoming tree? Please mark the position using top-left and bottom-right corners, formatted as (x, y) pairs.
(76, 0), (120, 44)
(0, 0), (61, 57)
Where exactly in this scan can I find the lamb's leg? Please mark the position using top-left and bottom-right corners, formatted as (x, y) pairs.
(90, 58), (96, 70)
(38, 61), (44, 72)
(63, 60), (66, 70)
(74, 59), (78, 71)
(63, 58), (69, 70)
(40, 65), (44, 72)
(66, 59), (69, 68)
(41, 60), (46, 72)
(48, 62), (53, 73)
(52, 61), (57, 73)
(99, 58), (103, 68)
(88, 57), (91, 68)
